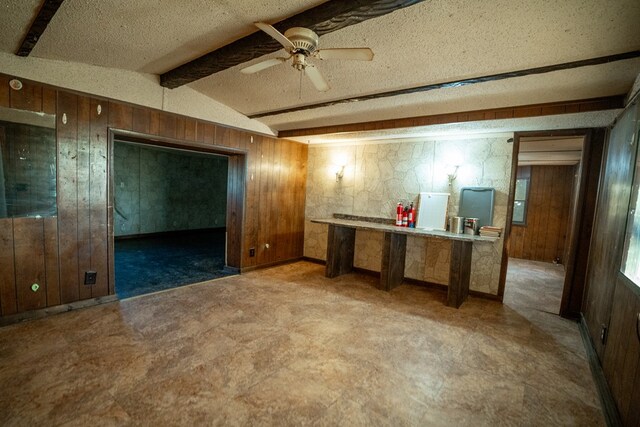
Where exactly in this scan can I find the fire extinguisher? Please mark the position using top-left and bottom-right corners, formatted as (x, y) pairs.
(408, 202), (416, 228)
(402, 206), (409, 227)
(396, 202), (403, 226)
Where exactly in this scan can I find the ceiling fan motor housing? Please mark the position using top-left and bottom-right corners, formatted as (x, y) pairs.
(283, 27), (319, 54)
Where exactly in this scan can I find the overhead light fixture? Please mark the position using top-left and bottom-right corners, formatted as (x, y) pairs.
(240, 23), (374, 93)
(335, 165), (346, 182)
(9, 79), (23, 91)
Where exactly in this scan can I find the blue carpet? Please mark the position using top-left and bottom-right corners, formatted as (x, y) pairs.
(115, 229), (233, 299)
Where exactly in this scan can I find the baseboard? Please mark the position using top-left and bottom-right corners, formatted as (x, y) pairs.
(302, 256), (325, 265)
(301, 258), (500, 301)
(240, 257), (304, 273)
(469, 290), (502, 301)
(222, 265), (240, 275)
(353, 266), (384, 278)
(0, 295), (119, 328)
(579, 314), (622, 427)
(403, 276), (448, 292)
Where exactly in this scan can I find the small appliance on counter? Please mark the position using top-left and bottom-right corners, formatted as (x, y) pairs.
(464, 217), (480, 235)
(449, 216), (465, 234)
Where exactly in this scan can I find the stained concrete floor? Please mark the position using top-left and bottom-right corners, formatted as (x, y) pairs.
(504, 257), (565, 315)
(0, 260), (603, 425)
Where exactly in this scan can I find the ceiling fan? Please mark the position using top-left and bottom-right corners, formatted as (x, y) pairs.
(240, 22), (374, 92)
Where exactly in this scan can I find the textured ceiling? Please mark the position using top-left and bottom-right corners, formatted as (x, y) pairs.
(262, 59), (640, 130)
(1, 0), (639, 134)
(0, 1), (42, 53)
(4, 0), (325, 74)
(519, 136), (584, 166)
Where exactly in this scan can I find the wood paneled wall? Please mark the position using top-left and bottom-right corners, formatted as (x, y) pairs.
(582, 99), (640, 423)
(509, 165), (575, 264)
(0, 78), (58, 315)
(602, 275), (640, 425)
(0, 74), (307, 317)
(584, 103), (638, 360)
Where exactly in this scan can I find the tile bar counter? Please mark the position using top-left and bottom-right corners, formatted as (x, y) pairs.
(310, 217), (498, 308)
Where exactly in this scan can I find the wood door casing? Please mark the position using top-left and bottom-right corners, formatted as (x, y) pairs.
(560, 128), (605, 318)
(500, 129), (604, 321)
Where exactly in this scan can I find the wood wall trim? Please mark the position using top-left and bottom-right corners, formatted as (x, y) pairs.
(160, 0), (425, 88)
(110, 128), (248, 156)
(257, 50), (638, 120)
(498, 128), (596, 301)
(16, 0), (66, 57)
(561, 129), (605, 319)
(105, 127), (249, 287)
(0, 295), (118, 327)
(279, 96), (625, 138)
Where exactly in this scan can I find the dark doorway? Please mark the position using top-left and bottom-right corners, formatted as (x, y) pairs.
(112, 139), (233, 298)
(114, 229), (229, 298)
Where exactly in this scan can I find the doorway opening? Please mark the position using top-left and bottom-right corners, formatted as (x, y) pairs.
(111, 137), (240, 299)
(502, 132), (590, 316)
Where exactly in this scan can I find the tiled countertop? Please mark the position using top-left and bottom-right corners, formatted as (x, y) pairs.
(310, 217), (499, 243)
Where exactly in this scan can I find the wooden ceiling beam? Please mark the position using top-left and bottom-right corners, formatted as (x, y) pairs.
(277, 95), (626, 138)
(16, 0), (66, 57)
(160, 0), (425, 89)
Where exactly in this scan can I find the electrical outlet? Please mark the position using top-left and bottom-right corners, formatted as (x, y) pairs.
(249, 247), (255, 257)
(600, 324), (608, 345)
(84, 271), (97, 285)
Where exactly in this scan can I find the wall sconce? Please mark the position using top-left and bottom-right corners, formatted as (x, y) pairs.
(447, 165), (459, 186)
(335, 165), (346, 182)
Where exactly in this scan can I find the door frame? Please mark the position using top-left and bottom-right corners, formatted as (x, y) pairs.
(498, 128), (606, 318)
(106, 128), (247, 295)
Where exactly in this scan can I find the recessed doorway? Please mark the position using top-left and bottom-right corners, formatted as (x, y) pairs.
(111, 138), (237, 298)
(503, 133), (586, 315)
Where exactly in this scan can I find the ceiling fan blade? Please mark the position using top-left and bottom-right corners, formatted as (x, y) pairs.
(240, 57), (288, 74)
(255, 22), (295, 52)
(305, 65), (330, 92)
(315, 48), (374, 61)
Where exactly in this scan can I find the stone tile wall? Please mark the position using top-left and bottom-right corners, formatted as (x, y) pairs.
(304, 135), (514, 295)
(114, 142), (228, 236)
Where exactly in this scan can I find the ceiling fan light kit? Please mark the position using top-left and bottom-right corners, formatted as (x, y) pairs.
(241, 22), (374, 92)
(284, 27), (319, 53)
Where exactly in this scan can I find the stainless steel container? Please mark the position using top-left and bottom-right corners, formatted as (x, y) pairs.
(465, 217), (479, 235)
(449, 216), (465, 234)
